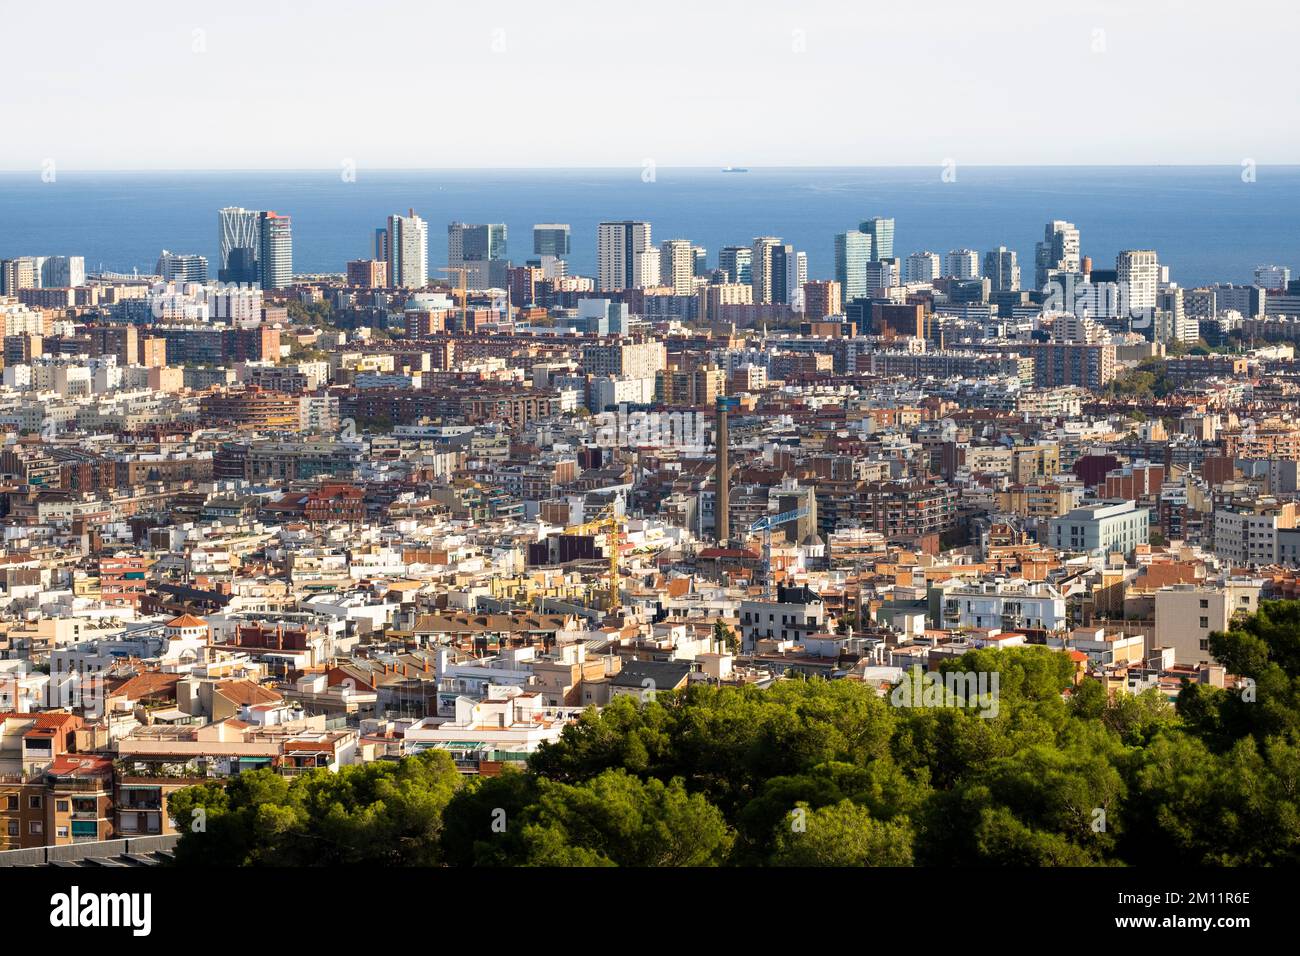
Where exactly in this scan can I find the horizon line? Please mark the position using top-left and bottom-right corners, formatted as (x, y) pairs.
(1, 162), (1297, 175)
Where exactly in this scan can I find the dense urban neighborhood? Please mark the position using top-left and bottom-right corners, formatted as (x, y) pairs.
(1, 208), (1299, 869)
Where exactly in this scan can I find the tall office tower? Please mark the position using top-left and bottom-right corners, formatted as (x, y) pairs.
(597, 220), (653, 291)
(860, 217), (895, 261)
(865, 258), (901, 295)
(718, 246), (753, 285)
(374, 228), (389, 263)
(448, 222), (508, 289)
(770, 246), (807, 307)
(0, 258), (37, 295)
(905, 251), (941, 284)
(533, 223), (571, 258)
(40, 256), (86, 288)
(944, 249), (980, 279)
(156, 250), (209, 284)
(835, 231), (872, 301)
(1255, 264), (1291, 290)
(803, 280), (842, 321)
(1116, 249), (1160, 319)
(660, 239), (696, 295)
(387, 210), (429, 289)
(218, 207), (263, 284)
(983, 246), (1021, 292)
(692, 246), (709, 278)
(258, 213), (292, 290)
(1034, 219), (1082, 290)
(750, 237), (783, 304)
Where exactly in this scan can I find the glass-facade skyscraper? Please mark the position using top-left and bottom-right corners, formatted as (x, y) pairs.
(533, 224), (570, 257)
(218, 206), (291, 288)
(835, 231), (872, 301)
(860, 217), (895, 262)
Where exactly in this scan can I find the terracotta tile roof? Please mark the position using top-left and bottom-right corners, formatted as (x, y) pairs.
(214, 679), (283, 707)
(166, 613), (209, 629)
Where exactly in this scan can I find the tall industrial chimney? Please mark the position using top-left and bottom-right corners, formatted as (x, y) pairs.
(715, 398), (730, 546)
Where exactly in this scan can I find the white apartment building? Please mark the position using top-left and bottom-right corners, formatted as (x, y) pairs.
(940, 579), (1067, 633)
(739, 585), (826, 652)
(1117, 249), (1160, 317)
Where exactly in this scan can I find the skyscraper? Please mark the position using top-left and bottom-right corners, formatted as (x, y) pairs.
(35, 255), (86, 288)
(218, 207), (262, 285)
(983, 246), (1021, 292)
(1035, 220), (1082, 291)
(1255, 264), (1291, 291)
(259, 213), (292, 290)
(692, 246), (709, 278)
(750, 237), (782, 304)
(660, 239), (696, 295)
(0, 257), (37, 295)
(533, 224), (571, 258)
(860, 217), (895, 261)
(835, 231), (872, 301)
(386, 210), (429, 289)
(597, 221), (653, 291)
(157, 250), (209, 284)
(448, 222), (508, 289)
(905, 251), (941, 284)
(1117, 249), (1160, 319)
(944, 249), (981, 280)
(217, 207), (289, 288)
(719, 246), (753, 286)
(771, 245), (807, 307)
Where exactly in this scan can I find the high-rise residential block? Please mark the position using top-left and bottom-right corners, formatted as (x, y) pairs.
(1035, 219), (1082, 291)
(597, 220), (653, 291)
(983, 246), (1021, 292)
(386, 210), (429, 289)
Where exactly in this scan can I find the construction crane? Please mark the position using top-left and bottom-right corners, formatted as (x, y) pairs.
(439, 266), (469, 331)
(563, 502), (625, 614)
(748, 506), (808, 599)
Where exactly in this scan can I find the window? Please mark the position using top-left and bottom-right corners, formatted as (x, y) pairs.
(1199, 599), (1208, 608)
(5, 821), (16, 836)
(28, 796), (41, 810)
(29, 822), (42, 835)
(57, 827), (68, 839)
(1200, 639), (1209, 650)
(1200, 617), (1209, 628)
(56, 800), (68, 813)
(3, 796), (15, 811)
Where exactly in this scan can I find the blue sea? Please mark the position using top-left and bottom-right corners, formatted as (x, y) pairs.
(0, 166), (1295, 288)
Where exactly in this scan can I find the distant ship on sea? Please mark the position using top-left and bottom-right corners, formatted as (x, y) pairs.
(721, 166), (749, 173)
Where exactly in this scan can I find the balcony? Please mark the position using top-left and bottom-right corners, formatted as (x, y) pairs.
(119, 797), (163, 810)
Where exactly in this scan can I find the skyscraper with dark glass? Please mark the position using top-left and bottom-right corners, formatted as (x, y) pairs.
(533, 224), (570, 257)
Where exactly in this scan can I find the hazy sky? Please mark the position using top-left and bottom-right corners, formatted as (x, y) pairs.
(1, 0), (1297, 170)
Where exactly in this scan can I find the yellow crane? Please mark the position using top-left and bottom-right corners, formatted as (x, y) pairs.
(563, 503), (625, 614)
